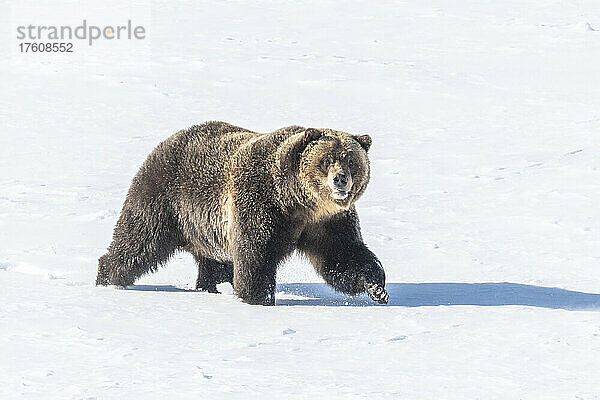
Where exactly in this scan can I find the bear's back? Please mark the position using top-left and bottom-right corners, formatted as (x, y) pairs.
(178, 121), (263, 159)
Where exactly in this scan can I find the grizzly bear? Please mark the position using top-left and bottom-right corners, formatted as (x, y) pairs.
(96, 121), (388, 305)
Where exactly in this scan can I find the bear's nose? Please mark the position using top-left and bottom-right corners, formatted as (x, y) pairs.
(333, 173), (348, 189)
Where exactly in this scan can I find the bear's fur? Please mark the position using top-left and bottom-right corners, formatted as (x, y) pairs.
(96, 121), (387, 305)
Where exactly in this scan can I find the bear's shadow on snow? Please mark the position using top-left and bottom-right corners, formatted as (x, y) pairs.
(275, 282), (600, 310)
(126, 285), (195, 292)
(125, 282), (600, 310)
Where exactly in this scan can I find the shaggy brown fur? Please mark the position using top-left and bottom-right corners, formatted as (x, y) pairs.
(96, 121), (387, 305)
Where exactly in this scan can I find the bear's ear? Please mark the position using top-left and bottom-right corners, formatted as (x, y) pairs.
(291, 128), (322, 156)
(353, 134), (372, 152)
(302, 128), (323, 146)
(275, 128), (322, 171)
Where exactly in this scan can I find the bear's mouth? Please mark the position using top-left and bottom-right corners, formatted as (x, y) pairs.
(331, 189), (349, 200)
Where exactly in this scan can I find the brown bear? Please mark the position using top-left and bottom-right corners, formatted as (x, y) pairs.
(96, 121), (388, 305)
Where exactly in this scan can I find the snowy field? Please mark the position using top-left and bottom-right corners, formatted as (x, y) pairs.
(2, 0), (600, 398)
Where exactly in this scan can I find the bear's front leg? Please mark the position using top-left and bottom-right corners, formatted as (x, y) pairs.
(297, 207), (388, 304)
(358, 258), (389, 305)
(230, 206), (292, 305)
(232, 245), (278, 305)
(329, 245), (388, 304)
(331, 249), (388, 304)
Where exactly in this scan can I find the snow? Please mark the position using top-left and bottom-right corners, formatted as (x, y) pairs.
(2, 0), (600, 398)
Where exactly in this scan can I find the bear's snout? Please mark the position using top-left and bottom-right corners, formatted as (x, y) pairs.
(328, 168), (353, 200)
(333, 173), (348, 189)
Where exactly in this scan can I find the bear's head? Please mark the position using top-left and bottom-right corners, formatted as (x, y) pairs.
(297, 129), (372, 215)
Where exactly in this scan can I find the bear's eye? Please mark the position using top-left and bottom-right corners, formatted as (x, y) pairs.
(319, 158), (330, 173)
(348, 158), (355, 169)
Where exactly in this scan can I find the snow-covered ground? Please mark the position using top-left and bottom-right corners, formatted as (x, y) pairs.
(2, 0), (600, 398)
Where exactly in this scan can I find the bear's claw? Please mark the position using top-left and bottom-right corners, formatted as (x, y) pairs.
(365, 282), (388, 304)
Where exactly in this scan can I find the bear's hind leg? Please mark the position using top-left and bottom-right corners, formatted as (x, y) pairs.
(194, 255), (233, 293)
(96, 201), (184, 287)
